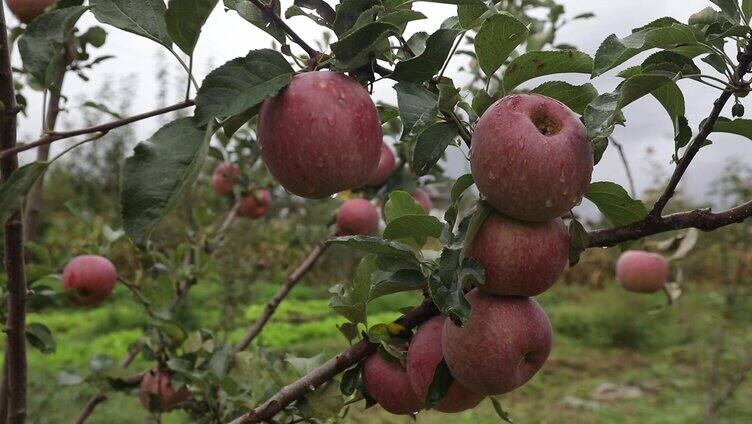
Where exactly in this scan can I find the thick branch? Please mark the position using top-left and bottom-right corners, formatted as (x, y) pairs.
(229, 297), (439, 424)
(0, 100), (195, 159)
(0, 5), (28, 423)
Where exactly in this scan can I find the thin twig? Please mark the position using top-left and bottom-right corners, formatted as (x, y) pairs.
(73, 394), (107, 424)
(609, 136), (636, 197)
(117, 276), (154, 318)
(248, 0), (319, 58)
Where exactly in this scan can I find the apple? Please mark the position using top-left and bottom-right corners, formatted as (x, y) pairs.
(237, 189), (272, 219)
(442, 289), (552, 395)
(258, 71), (382, 198)
(62, 255), (117, 306)
(4, 0), (55, 24)
(139, 369), (190, 412)
(412, 189), (432, 213)
(470, 94), (593, 222)
(406, 316), (484, 412)
(615, 250), (669, 293)
(368, 143), (396, 186)
(468, 212), (568, 296)
(362, 353), (424, 415)
(336, 198), (379, 235)
(211, 162), (240, 196)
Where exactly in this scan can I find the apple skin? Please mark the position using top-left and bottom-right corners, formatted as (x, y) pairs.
(616, 250), (669, 293)
(367, 143), (396, 186)
(258, 71), (382, 198)
(237, 189), (272, 219)
(211, 163), (240, 196)
(336, 199), (379, 235)
(468, 212), (568, 296)
(406, 316), (484, 413)
(362, 353), (424, 415)
(5, 0), (56, 24)
(470, 94), (593, 222)
(139, 369), (190, 412)
(411, 189), (432, 213)
(442, 289), (553, 396)
(62, 255), (117, 306)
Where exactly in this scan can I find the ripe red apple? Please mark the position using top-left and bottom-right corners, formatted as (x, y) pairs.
(468, 212), (568, 296)
(258, 71), (382, 198)
(4, 0), (55, 24)
(616, 250), (669, 293)
(368, 143), (396, 186)
(62, 255), (117, 306)
(362, 353), (424, 415)
(139, 369), (190, 412)
(336, 198), (379, 235)
(407, 316), (484, 412)
(237, 189), (272, 219)
(411, 189), (432, 213)
(442, 289), (552, 396)
(470, 94), (593, 222)
(211, 162), (240, 196)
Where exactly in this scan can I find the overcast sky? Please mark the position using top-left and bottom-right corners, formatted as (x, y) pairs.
(8, 0), (752, 215)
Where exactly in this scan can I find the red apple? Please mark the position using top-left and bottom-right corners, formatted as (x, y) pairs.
(412, 189), (432, 213)
(443, 289), (552, 396)
(468, 212), (568, 296)
(4, 0), (55, 24)
(258, 71), (382, 198)
(336, 198), (379, 235)
(237, 189), (272, 219)
(368, 143), (396, 186)
(362, 353), (424, 415)
(62, 255), (117, 306)
(407, 316), (484, 412)
(211, 162), (240, 196)
(616, 250), (669, 293)
(139, 369), (190, 412)
(470, 94), (593, 222)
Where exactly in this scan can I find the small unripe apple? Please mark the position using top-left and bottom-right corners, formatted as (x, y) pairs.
(362, 353), (424, 415)
(407, 316), (484, 412)
(258, 71), (382, 198)
(4, 0), (55, 24)
(411, 189), (432, 213)
(237, 189), (272, 219)
(468, 212), (568, 296)
(442, 289), (552, 396)
(211, 163), (240, 196)
(368, 143), (396, 186)
(616, 250), (669, 293)
(62, 255), (117, 306)
(336, 199), (379, 235)
(139, 369), (190, 412)
(470, 94), (593, 222)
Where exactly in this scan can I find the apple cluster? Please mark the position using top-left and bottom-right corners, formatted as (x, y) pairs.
(361, 94), (594, 415)
(211, 162), (272, 220)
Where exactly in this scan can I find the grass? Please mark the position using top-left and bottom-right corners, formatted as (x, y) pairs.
(20, 278), (752, 423)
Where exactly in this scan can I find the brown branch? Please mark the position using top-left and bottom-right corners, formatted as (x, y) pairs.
(229, 297), (439, 424)
(74, 394), (107, 424)
(706, 355), (752, 416)
(609, 136), (636, 198)
(248, 0), (319, 58)
(0, 100), (195, 160)
(649, 43), (752, 217)
(0, 4), (28, 422)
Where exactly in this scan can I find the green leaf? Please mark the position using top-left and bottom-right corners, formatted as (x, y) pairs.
(457, 3), (490, 29)
(531, 81), (598, 115)
(502, 50), (593, 92)
(121, 118), (212, 247)
(412, 122), (458, 176)
(26, 323), (56, 354)
(744, 0), (752, 23)
(369, 269), (425, 300)
(0, 162), (48, 225)
(384, 190), (426, 223)
(592, 23), (699, 77)
(712, 117), (752, 139)
(475, 13), (528, 77)
(331, 22), (397, 70)
(568, 219), (589, 266)
(91, 0), (173, 48)
(585, 181), (647, 227)
(18, 6), (90, 88)
(710, 0), (741, 23)
(450, 173), (474, 203)
(429, 251), (470, 326)
(165, 0), (218, 55)
(383, 214), (443, 241)
(330, 255), (374, 324)
(394, 81), (438, 137)
(426, 359), (453, 406)
(391, 28), (462, 82)
(224, 0), (286, 43)
(209, 344), (231, 380)
(329, 236), (418, 260)
(333, 0), (379, 35)
(491, 397), (514, 423)
(193, 49), (293, 126)
(380, 9), (426, 29)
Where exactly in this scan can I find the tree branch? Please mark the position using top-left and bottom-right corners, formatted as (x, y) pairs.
(0, 100), (195, 159)
(0, 5), (28, 422)
(609, 136), (636, 198)
(247, 0), (319, 58)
